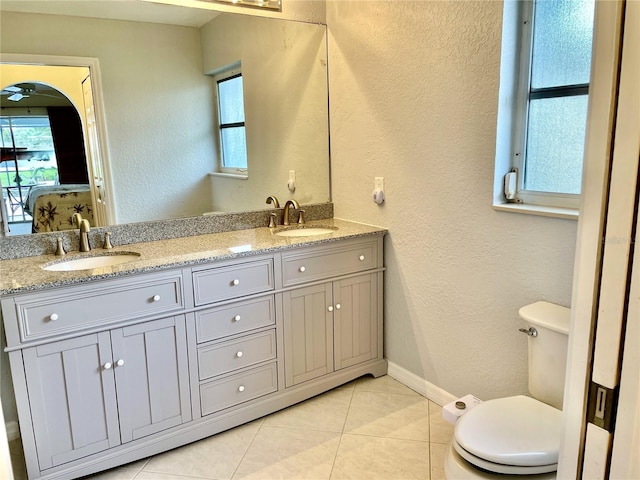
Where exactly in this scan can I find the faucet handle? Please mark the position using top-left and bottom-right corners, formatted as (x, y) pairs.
(55, 237), (66, 256)
(297, 210), (306, 225)
(103, 231), (114, 249)
(268, 213), (277, 228)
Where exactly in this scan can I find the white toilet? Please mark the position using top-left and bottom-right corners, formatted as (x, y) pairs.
(444, 301), (571, 479)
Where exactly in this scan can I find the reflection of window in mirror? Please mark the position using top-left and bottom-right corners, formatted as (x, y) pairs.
(215, 65), (247, 176)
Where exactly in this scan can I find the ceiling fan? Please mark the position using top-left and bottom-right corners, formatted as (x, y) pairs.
(1, 83), (63, 102)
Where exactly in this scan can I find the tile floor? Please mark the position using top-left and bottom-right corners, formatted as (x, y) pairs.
(10, 375), (455, 480)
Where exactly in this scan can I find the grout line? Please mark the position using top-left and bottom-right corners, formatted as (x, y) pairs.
(228, 420), (263, 480)
(328, 380), (356, 479)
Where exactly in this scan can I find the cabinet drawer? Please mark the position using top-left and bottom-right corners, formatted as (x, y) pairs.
(198, 330), (276, 381)
(195, 296), (275, 344)
(14, 273), (183, 342)
(193, 259), (274, 306)
(200, 362), (277, 416)
(282, 240), (377, 287)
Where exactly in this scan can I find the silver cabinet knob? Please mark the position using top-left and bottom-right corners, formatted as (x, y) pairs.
(152, 295), (161, 302)
(238, 385), (245, 392)
(328, 306), (334, 312)
(232, 279), (240, 286)
(236, 351), (243, 358)
(299, 266), (306, 272)
(49, 313), (59, 321)
(233, 315), (241, 322)
(359, 255), (365, 261)
(335, 304), (341, 310)
(116, 359), (125, 367)
(103, 362), (112, 370)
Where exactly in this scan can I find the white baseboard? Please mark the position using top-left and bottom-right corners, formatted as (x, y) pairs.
(5, 421), (19, 442)
(387, 361), (457, 406)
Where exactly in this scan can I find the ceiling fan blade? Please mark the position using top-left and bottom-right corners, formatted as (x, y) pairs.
(7, 93), (24, 102)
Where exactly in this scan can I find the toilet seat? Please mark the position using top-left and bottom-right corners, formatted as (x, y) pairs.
(453, 395), (562, 475)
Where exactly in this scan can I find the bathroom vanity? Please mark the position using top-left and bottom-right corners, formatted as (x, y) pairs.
(0, 220), (386, 479)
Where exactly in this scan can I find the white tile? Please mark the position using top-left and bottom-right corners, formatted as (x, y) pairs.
(354, 375), (420, 396)
(262, 387), (353, 432)
(143, 423), (260, 480)
(430, 442), (449, 480)
(330, 433), (430, 480)
(344, 390), (430, 441)
(232, 426), (340, 480)
(428, 401), (455, 444)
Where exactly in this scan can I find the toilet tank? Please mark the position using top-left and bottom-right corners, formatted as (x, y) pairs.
(519, 301), (571, 410)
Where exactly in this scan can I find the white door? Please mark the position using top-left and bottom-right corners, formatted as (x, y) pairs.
(559, 0), (640, 477)
(82, 75), (108, 226)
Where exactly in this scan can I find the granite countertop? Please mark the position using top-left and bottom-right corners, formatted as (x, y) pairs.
(0, 219), (386, 296)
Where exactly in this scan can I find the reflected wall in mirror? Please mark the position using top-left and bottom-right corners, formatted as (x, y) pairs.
(0, 4), (330, 236)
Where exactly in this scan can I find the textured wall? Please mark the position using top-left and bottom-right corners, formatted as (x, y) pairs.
(326, 0), (578, 400)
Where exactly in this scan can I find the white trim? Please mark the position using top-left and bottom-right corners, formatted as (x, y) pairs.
(5, 421), (19, 442)
(208, 172), (248, 180)
(387, 361), (457, 407)
(557, 1), (625, 477)
(0, 53), (116, 225)
(493, 202), (579, 220)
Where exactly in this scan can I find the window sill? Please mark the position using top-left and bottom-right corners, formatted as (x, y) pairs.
(208, 172), (248, 180)
(493, 202), (579, 220)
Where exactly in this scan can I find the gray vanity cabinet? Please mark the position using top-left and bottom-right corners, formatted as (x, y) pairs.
(23, 332), (120, 470)
(22, 315), (190, 470)
(281, 239), (381, 388)
(1, 233), (386, 479)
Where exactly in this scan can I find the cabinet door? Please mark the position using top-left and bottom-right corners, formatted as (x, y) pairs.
(111, 316), (191, 443)
(283, 283), (334, 387)
(334, 274), (378, 370)
(23, 332), (120, 470)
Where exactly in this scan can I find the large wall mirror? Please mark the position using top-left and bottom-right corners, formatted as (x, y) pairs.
(0, 1), (330, 237)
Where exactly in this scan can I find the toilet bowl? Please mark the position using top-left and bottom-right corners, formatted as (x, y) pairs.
(444, 301), (570, 480)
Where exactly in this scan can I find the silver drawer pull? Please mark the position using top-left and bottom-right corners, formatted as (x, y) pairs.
(233, 315), (242, 322)
(152, 295), (161, 302)
(328, 306), (334, 312)
(359, 255), (365, 261)
(299, 266), (306, 272)
(49, 313), (59, 321)
(236, 351), (243, 358)
(335, 304), (341, 310)
(103, 362), (112, 370)
(238, 385), (245, 392)
(116, 359), (125, 367)
(232, 279), (240, 286)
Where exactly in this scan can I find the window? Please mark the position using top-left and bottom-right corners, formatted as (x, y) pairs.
(498, 0), (595, 212)
(215, 68), (248, 175)
(1, 113), (58, 224)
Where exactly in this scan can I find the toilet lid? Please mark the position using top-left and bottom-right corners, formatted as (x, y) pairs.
(454, 395), (562, 468)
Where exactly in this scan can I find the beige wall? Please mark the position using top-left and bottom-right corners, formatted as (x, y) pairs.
(326, 0), (578, 400)
(1, 11), (216, 225)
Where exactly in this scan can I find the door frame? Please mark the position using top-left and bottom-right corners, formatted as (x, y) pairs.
(0, 53), (115, 227)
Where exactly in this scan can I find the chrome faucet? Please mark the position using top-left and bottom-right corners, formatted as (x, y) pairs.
(72, 213), (91, 252)
(283, 199), (300, 226)
(265, 195), (280, 208)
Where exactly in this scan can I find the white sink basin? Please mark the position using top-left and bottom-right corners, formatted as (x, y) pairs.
(274, 227), (337, 237)
(43, 252), (141, 271)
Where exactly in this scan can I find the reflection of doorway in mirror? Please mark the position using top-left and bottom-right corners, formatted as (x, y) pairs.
(0, 60), (111, 236)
